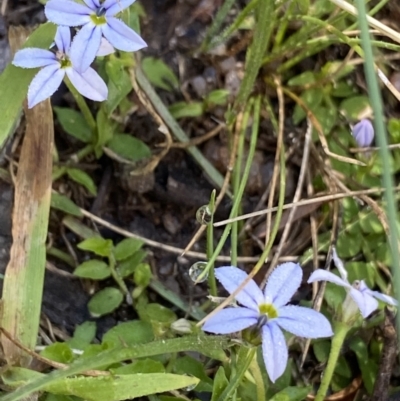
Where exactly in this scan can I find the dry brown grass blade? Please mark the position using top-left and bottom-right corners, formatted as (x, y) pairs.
(0, 27), (54, 369)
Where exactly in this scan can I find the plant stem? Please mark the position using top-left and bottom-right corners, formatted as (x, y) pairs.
(217, 347), (257, 401)
(197, 96), (260, 281)
(314, 322), (350, 401)
(354, 0), (400, 329)
(231, 103), (252, 266)
(207, 190), (217, 297)
(109, 254), (131, 305)
(64, 77), (97, 133)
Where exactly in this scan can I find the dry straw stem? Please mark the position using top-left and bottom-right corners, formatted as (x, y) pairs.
(329, 0), (400, 45)
(0, 27), (53, 368)
(214, 186), (400, 227)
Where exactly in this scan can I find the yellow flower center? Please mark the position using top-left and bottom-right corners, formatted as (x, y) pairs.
(90, 14), (107, 25)
(259, 303), (278, 319)
(59, 57), (72, 69)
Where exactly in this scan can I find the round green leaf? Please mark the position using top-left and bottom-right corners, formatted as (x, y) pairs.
(88, 287), (123, 317)
(107, 134), (151, 162)
(114, 238), (144, 261)
(67, 168), (97, 196)
(74, 260), (111, 280)
(78, 237), (113, 257)
(144, 303), (177, 324)
(102, 321), (154, 347)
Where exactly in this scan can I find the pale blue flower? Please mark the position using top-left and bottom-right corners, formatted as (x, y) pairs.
(45, 0), (147, 72)
(308, 249), (397, 319)
(352, 119), (374, 147)
(12, 27), (108, 108)
(202, 263), (333, 383)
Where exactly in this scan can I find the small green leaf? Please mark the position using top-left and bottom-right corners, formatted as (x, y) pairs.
(67, 168), (97, 196)
(324, 281), (345, 311)
(340, 96), (371, 120)
(349, 337), (377, 394)
(211, 367), (229, 401)
(102, 321), (154, 347)
(51, 193), (82, 217)
(175, 356), (213, 392)
(40, 343), (74, 364)
(114, 238), (144, 261)
(74, 260), (111, 280)
(205, 90), (230, 106)
(269, 386), (311, 401)
(313, 340), (330, 363)
(388, 118), (400, 143)
(107, 134), (151, 162)
(169, 102), (204, 119)
(292, 88), (323, 124)
(346, 261), (374, 288)
(105, 60), (133, 116)
(287, 71), (316, 86)
(118, 251), (148, 278)
(95, 108), (115, 157)
(141, 303), (177, 324)
(336, 233), (362, 258)
(88, 287), (124, 317)
(68, 321), (97, 350)
(133, 262), (152, 287)
(313, 105), (337, 134)
(54, 107), (92, 143)
(331, 81), (357, 98)
(142, 57), (179, 91)
(359, 211), (384, 234)
(78, 237), (113, 257)
(321, 61), (354, 81)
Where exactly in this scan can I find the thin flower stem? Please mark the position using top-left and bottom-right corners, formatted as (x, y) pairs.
(207, 190), (217, 297)
(314, 322), (350, 401)
(354, 0), (400, 328)
(231, 104), (252, 266)
(196, 96), (260, 282)
(217, 347), (257, 401)
(64, 77), (97, 133)
(109, 254), (132, 305)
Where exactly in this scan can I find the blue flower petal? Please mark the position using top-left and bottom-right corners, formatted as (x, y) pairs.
(367, 289), (398, 306)
(202, 307), (258, 334)
(214, 266), (264, 311)
(45, 0), (92, 26)
(277, 305), (333, 338)
(97, 37), (115, 56)
(104, 0), (137, 16)
(66, 66), (108, 101)
(70, 24), (102, 73)
(307, 269), (351, 288)
(82, 0), (100, 10)
(27, 64), (64, 108)
(349, 286), (378, 318)
(13, 48), (57, 68)
(102, 17), (147, 52)
(261, 322), (288, 383)
(352, 119), (374, 147)
(55, 27), (71, 54)
(264, 262), (302, 307)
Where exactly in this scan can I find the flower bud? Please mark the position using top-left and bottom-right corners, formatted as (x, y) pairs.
(352, 119), (374, 147)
